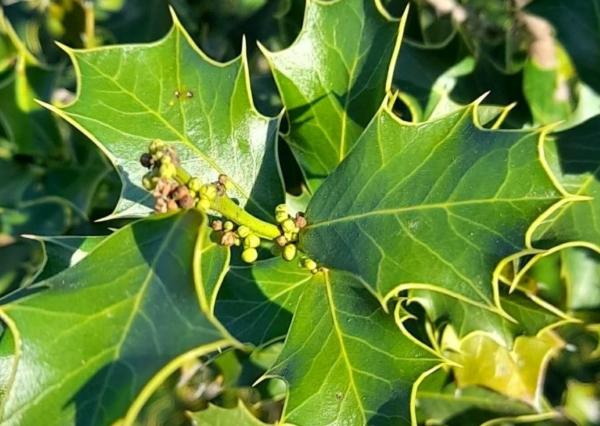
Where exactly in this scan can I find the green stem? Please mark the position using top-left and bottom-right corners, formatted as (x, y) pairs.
(173, 165), (280, 239)
(210, 195), (280, 240)
(82, 1), (96, 48)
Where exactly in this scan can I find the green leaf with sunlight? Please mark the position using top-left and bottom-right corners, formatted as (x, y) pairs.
(188, 401), (268, 426)
(266, 269), (439, 425)
(0, 210), (232, 425)
(262, 0), (404, 190)
(43, 11), (283, 220)
(300, 103), (564, 311)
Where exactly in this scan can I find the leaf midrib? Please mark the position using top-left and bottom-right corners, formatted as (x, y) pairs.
(308, 196), (559, 229)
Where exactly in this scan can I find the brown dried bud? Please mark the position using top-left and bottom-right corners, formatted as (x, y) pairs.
(275, 235), (288, 247)
(295, 213), (307, 229)
(140, 153), (153, 168)
(218, 174), (228, 185)
(154, 198), (168, 213)
(220, 231), (236, 247)
(167, 199), (179, 212)
(178, 195), (195, 209)
(211, 220), (223, 231)
(172, 185), (189, 200)
(153, 179), (173, 198)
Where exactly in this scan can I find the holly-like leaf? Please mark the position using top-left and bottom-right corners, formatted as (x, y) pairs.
(448, 331), (563, 407)
(27, 235), (105, 282)
(215, 257), (310, 346)
(416, 369), (538, 426)
(530, 116), (600, 248)
(0, 210), (232, 425)
(43, 10), (283, 220)
(409, 286), (563, 347)
(262, 0), (405, 190)
(301, 104), (564, 312)
(266, 269), (439, 425)
(188, 401), (268, 426)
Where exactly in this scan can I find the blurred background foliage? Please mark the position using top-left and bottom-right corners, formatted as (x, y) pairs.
(0, 0), (599, 424)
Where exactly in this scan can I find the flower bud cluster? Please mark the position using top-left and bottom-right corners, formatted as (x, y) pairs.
(211, 220), (261, 263)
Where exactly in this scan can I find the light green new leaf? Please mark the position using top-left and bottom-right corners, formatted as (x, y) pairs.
(530, 116), (600, 247)
(0, 210), (232, 426)
(416, 370), (537, 426)
(45, 11), (283, 220)
(188, 401), (268, 426)
(301, 104), (563, 311)
(263, 0), (404, 190)
(267, 270), (439, 425)
(215, 257), (311, 347)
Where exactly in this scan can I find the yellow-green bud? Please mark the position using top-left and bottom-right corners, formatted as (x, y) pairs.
(142, 173), (155, 190)
(149, 139), (164, 153)
(159, 163), (176, 179)
(284, 232), (294, 241)
(197, 197), (211, 211)
(275, 204), (288, 213)
(281, 219), (297, 233)
(282, 244), (297, 261)
(223, 221), (234, 231)
(200, 184), (218, 200)
(275, 211), (289, 224)
(188, 177), (202, 192)
(244, 234), (261, 249)
(224, 180), (234, 191)
(161, 155), (172, 165)
(241, 248), (258, 263)
(237, 225), (250, 238)
(303, 258), (317, 271)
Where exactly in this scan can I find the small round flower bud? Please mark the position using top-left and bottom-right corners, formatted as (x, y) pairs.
(275, 211), (289, 224)
(197, 197), (211, 211)
(281, 219), (297, 233)
(303, 258), (317, 271)
(295, 213), (307, 229)
(200, 184), (218, 200)
(220, 231), (236, 247)
(149, 139), (164, 153)
(140, 153), (153, 168)
(275, 235), (288, 247)
(142, 173), (155, 190)
(234, 235), (241, 246)
(188, 177), (202, 192)
(211, 220), (223, 231)
(241, 248), (258, 263)
(160, 155), (172, 165)
(167, 199), (179, 211)
(159, 163), (176, 179)
(237, 225), (250, 238)
(282, 244), (297, 261)
(172, 185), (189, 200)
(154, 198), (167, 213)
(244, 234), (261, 249)
(178, 195), (195, 209)
(223, 221), (234, 231)
(284, 232), (294, 241)
(275, 204), (288, 213)
(218, 174), (228, 185)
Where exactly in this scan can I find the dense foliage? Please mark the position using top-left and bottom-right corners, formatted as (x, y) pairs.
(0, 0), (599, 425)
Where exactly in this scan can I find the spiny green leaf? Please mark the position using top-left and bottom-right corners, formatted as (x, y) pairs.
(409, 286), (563, 347)
(262, 0), (404, 190)
(530, 116), (600, 248)
(416, 369), (537, 426)
(188, 401), (268, 426)
(267, 270), (439, 425)
(447, 332), (563, 407)
(27, 235), (105, 283)
(45, 12), (283, 220)
(301, 104), (563, 310)
(215, 257), (310, 346)
(0, 210), (232, 425)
